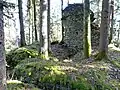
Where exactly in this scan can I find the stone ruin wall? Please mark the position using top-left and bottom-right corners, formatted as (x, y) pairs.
(62, 4), (100, 53)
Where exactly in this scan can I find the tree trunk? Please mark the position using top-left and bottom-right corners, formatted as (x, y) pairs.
(117, 21), (120, 46)
(30, 0), (34, 43)
(39, 0), (44, 54)
(32, 7), (34, 43)
(96, 0), (100, 25)
(42, 0), (48, 59)
(67, 0), (69, 5)
(61, 0), (64, 41)
(47, 0), (51, 52)
(33, 0), (38, 41)
(39, 0), (43, 54)
(18, 0), (26, 46)
(109, 0), (114, 44)
(96, 0), (110, 60)
(27, 0), (31, 44)
(0, 0), (7, 89)
(83, 0), (91, 58)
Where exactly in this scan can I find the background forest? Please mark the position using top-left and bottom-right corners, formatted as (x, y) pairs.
(0, 0), (120, 90)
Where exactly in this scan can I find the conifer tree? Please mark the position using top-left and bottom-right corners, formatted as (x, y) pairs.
(83, 0), (91, 58)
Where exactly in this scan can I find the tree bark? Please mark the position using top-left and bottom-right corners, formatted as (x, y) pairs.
(96, 0), (100, 25)
(109, 0), (114, 44)
(117, 21), (120, 46)
(42, 0), (48, 59)
(61, 0), (64, 41)
(47, 0), (51, 52)
(32, 5), (34, 43)
(33, 0), (38, 41)
(83, 0), (91, 58)
(18, 0), (26, 46)
(96, 0), (110, 60)
(39, 0), (44, 54)
(0, 0), (7, 89)
(27, 0), (31, 44)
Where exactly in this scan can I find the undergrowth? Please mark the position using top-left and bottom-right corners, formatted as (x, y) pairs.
(6, 43), (120, 90)
(14, 59), (92, 90)
(7, 80), (40, 90)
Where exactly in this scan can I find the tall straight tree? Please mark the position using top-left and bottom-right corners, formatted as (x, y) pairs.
(83, 0), (91, 58)
(42, 0), (48, 59)
(96, 0), (100, 25)
(33, 0), (38, 41)
(39, 0), (44, 53)
(31, 0), (34, 43)
(27, 0), (31, 44)
(39, 0), (49, 60)
(18, 0), (26, 46)
(0, 0), (7, 89)
(61, 0), (64, 41)
(117, 20), (120, 45)
(96, 0), (110, 60)
(109, 0), (114, 44)
(47, 0), (51, 52)
(67, 0), (69, 5)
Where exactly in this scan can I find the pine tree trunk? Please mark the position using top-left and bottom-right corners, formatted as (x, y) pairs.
(18, 0), (26, 46)
(61, 0), (64, 41)
(30, 0), (34, 43)
(96, 0), (100, 25)
(33, 0), (38, 41)
(32, 7), (34, 43)
(109, 0), (114, 44)
(67, 0), (69, 5)
(47, 0), (51, 52)
(117, 21), (120, 46)
(27, 0), (31, 44)
(39, 0), (44, 54)
(83, 0), (91, 58)
(96, 0), (110, 60)
(39, 0), (44, 53)
(42, 0), (48, 59)
(0, 0), (7, 89)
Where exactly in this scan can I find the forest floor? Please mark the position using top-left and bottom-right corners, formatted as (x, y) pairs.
(6, 43), (120, 90)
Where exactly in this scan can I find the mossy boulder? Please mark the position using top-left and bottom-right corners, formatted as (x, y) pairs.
(6, 45), (39, 69)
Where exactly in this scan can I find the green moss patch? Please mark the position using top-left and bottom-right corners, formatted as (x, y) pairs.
(13, 58), (120, 90)
(6, 43), (120, 90)
(85, 69), (114, 90)
(7, 80), (40, 90)
(13, 59), (92, 90)
(6, 46), (39, 69)
(110, 60), (120, 68)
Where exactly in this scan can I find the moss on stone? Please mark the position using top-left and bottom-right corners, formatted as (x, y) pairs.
(6, 47), (39, 69)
